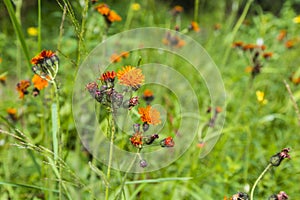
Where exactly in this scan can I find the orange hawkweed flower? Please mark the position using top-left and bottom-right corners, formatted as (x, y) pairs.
(16, 80), (31, 99)
(31, 50), (56, 65)
(95, 3), (110, 16)
(138, 105), (161, 125)
(243, 43), (256, 51)
(285, 40), (294, 48)
(232, 41), (244, 48)
(117, 66), (144, 88)
(277, 30), (287, 41)
(120, 51), (129, 58)
(189, 21), (200, 32)
(262, 52), (273, 59)
(99, 71), (116, 83)
(7, 108), (17, 121)
(160, 136), (175, 147)
(130, 132), (143, 148)
(171, 5), (183, 15)
(32, 74), (48, 90)
(107, 10), (122, 23)
(110, 53), (122, 63)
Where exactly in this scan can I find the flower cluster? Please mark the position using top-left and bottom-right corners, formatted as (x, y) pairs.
(87, 64), (175, 168)
(162, 31), (185, 48)
(232, 40), (273, 78)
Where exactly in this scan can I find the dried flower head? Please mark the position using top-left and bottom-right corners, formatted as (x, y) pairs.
(117, 66), (144, 89)
(270, 148), (291, 167)
(269, 191), (289, 200)
(7, 108), (18, 121)
(231, 192), (249, 200)
(138, 105), (161, 125)
(16, 80), (31, 99)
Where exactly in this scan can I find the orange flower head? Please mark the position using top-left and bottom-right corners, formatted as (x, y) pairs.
(7, 108), (18, 121)
(110, 53), (122, 63)
(130, 132), (143, 148)
(32, 74), (49, 90)
(7, 108), (17, 115)
(263, 52), (273, 59)
(285, 40), (294, 48)
(143, 89), (154, 104)
(31, 50), (56, 65)
(245, 66), (254, 73)
(277, 30), (287, 41)
(99, 71), (116, 83)
(171, 5), (183, 15)
(117, 66), (144, 88)
(107, 10), (122, 23)
(95, 3), (110, 16)
(138, 105), (161, 125)
(232, 41), (244, 48)
(189, 21), (200, 32)
(243, 43), (257, 51)
(215, 106), (222, 113)
(16, 80), (31, 99)
(160, 136), (175, 147)
(120, 51), (129, 58)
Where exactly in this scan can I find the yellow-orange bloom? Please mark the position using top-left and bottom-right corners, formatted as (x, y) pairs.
(32, 74), (48, 90)
(27, 27), (38, 37)
(117, 66), (144, 88)
(138, 105), (161, 125)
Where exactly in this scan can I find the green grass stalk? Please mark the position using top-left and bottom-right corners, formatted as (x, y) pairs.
(3, 0), (31, 68)
(38, 0), (42, 51)
(222, 0), (253, 66)
(194, 0), (200, 22)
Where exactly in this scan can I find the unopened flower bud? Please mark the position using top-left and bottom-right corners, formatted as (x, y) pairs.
(142, 122), (150, 132)
(133, 124), (140, 132)
(139, 159), (147, 168)
(144, 134), (159, 145)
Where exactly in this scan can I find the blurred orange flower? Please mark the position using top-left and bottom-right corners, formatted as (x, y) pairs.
(189, 21), (200, 32)
(16, 80), (31, 99)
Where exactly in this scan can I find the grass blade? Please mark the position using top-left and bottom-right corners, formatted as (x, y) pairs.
(3, 0), (31, 68)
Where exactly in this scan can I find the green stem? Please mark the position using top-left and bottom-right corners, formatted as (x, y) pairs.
(250, 163), (272, 200)
(57, 4), (67, 52)
(194, 0), (200, 22)
(115, 150), (140, 200)
(105, 112), (116, 200)
(52, 80), (62, 199)
(38, 0), (42, 51)
(124, 0), (134, 30)
(222, 0), (253, 66)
